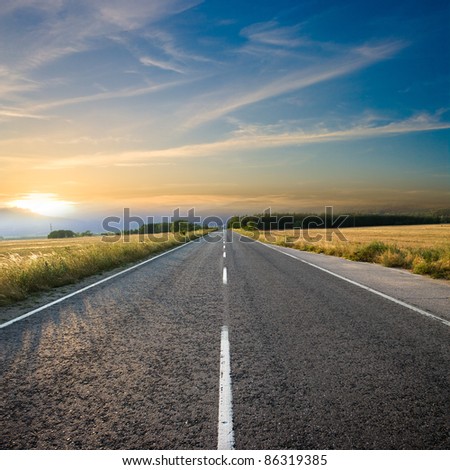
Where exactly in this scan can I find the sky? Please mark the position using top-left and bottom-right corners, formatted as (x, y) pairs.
(0, 0), (449, 225)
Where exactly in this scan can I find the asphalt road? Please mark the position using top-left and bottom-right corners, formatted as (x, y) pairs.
(1, 230), (449, 449)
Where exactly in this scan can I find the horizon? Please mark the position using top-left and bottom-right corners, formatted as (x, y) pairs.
(1, 205), (450, 239)
(1, 0), (449, 225)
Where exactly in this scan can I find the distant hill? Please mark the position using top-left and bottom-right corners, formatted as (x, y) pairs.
(0, 208), (91, 238)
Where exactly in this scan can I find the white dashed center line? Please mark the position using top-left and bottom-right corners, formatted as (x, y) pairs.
(217, 325), (235, 450)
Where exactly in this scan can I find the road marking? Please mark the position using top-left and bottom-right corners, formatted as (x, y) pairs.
(250, 238), (450, 328)
(218, 325), (235, 450)
(223, 252), (226, 258)
(223, 267), (228, 285)
(223, 245), (226, 250)
(0, 239), (200, 329)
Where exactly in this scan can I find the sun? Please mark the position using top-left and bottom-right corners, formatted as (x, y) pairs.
(9, 193), (75, 217)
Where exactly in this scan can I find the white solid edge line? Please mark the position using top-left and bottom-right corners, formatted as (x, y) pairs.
(217, 325), (235, 450)
(0, 239), (199, 329)
(244, 236), (450, 328)
(223, 267), (228, 285)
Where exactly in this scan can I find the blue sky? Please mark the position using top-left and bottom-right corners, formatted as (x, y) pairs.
(0, 0), (449, 219)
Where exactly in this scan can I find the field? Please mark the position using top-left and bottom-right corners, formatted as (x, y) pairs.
(0, 231), (208, 306)
(236, 224), (450, 280)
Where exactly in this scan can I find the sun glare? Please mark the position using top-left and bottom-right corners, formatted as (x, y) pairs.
(9, 193), (75, 217)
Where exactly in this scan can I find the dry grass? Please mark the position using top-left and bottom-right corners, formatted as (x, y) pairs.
(0, 231), (208, 306)
(235, 225), (450, 280)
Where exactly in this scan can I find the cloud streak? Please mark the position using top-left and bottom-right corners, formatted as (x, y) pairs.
(35, 112), (450, 168)
(139, 56), (185, 74)
(240, 21), (304, 48)
(0, 67), (41, 101)
(0, 109), (48, 120)
(1, 79), (190, 117)
(183, 40), (407, 127)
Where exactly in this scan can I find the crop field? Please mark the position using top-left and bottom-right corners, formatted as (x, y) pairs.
(0, 231), (207, 306)
(236, 224), (450, 280)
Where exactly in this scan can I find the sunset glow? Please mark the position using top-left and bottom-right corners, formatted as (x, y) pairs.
(8, 194), (75, 217)
(0, 0), (448, 235)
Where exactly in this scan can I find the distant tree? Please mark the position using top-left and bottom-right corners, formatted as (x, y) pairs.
(80, 230), (94, 237)
(48, 229), (76, 239)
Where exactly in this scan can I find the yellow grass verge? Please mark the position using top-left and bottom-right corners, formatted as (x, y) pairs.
(235, 225), (450, 280)
(0, 231), (208, 306)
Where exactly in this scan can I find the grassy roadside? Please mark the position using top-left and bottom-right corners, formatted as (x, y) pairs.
(0, 230), (210, 306)
(234, 225), (450, 280)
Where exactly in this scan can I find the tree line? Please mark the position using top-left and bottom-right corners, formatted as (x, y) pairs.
(48, 230), (94, 239)
(122, 220), (202, 235)
(227, 210), (450, 230)
(48, 221), (201, 239)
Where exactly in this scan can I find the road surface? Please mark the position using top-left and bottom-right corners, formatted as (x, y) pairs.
(1, 230), (449, 449)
